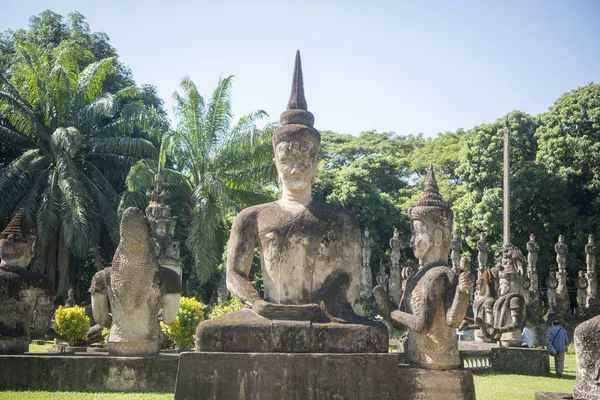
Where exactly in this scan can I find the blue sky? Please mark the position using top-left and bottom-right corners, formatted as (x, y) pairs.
(2, 0), (600, 137)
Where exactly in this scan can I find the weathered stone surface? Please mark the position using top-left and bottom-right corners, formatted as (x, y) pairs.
(490, 347), (550, 376)
(534, 392), (573, 400)
(373, 167), (472, 369)
(477, 232), (489, 275)
(89, 207), (181, 356)
(555, 235), (568, 273)
(0, 354), (178, 392)
(174, 352), (476, 400)
(573, 315), (600, 400)
(195, 308), (388, 353)
(200, 51), (385, 353)
(0, 211), (54, 354)
(476, 246), (526, 347)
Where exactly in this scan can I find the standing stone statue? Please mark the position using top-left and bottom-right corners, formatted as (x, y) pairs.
(0, 211), (54, 354)
(359, 227), (374, 299)
(450, 233), (462, 271)
(375, 264), (389, 293)
(195, 51), (387, 353)
(526, 233), (539, 272)
(146, 163), (183, 281)
(476, 246), (526, 347)
(585, 234), (596, 274)
(89, 207), (182, 356)
(477, 232), (489, 277)
(217, 273), (229, 302)
(461, 268), (497, 343)
(587, 271), (598, 309)
(576, 270), (588, 310)
(572, 315), (600, 400)
(546, 269), (558, 309)
(556, 269), (569, 313)
(526, 233), (540, 307)
(64, 289), (76, 308)
(388, 228), (402, 305)
(555, 234), (568, 273)
(373, 166), (472, 368)
(460, 256), (476, 303)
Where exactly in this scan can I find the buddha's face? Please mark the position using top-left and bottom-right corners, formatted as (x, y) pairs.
(274, 140), (318, 191)
(364, 229), (369, 237)
(589, 236), (594, 244)
(393, 230), (398, 238)
(558, 236), (564, 243)
(410, 220), (442, 261)
(530, 233), (535, 241)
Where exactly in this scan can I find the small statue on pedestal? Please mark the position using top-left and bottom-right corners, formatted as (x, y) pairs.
(477, 232), (489, 278)
(576, 270), (588, 310)
(585, 234), (596, 274)
(450, 233), (462, 272)
(546, 269), (558, 309)
(359, 227), (374, 299)
(555, 234), (568, 273)
(65, 289), (76, 308)
(388, 228), (402, 305)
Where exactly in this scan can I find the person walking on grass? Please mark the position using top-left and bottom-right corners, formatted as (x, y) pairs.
(548, 320), (569, 377)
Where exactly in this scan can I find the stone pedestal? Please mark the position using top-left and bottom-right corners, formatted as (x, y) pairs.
(195, 308), (388, 353)
(534, 392), (572, 400)
(174, 352), (476, 400)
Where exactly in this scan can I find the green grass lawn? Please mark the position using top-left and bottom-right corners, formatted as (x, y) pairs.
(28, 341), (53, 353)
(474, 353), (576, 400)
(3, 353), (576, 399)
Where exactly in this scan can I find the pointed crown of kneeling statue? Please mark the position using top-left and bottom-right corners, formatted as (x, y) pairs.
(407, 165), (453, 241)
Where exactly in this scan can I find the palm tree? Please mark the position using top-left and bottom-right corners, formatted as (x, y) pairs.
(0, 41), (158, 299)
(125, 76), (277, 283)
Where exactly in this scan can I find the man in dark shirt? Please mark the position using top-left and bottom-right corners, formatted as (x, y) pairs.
(548, 320), (569, 377)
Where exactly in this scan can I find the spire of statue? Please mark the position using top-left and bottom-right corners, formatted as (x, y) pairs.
(287, 50), (308, 111)
(414, 164), (447, 208)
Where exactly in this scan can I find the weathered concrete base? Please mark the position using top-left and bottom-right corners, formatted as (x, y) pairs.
(0, 353), (178, 392)
(534, 391), (573, 400)
(491, 347), (550, 376)
(196, 308), (389, 353)
(174, 352), (475, 400)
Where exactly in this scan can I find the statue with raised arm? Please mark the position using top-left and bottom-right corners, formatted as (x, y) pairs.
(373, 166), (472, 368)
(389, 228), (401, 268)
(477, 232), (489, 277)
(461, 268), (497, 342)
(89, 207), (181, 356)
(0, 211), (54, 354)
(555, 234), (568, 273)
(194, 51), (387, 353)
(450, 233), (461, 271)
(476, 246), (526, 347)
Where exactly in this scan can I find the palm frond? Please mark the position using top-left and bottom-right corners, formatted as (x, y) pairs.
(89, 137), (158, 159)
(205, 75), (233, 152)
(37, 169), (61, 244)
(0, 149), (47, 218)
(73, 57), (116, 107)
(72, 93), (115, 127)
(52, 127), (82, 157)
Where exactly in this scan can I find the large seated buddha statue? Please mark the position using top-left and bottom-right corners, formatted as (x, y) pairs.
(194, 51), (388, 353)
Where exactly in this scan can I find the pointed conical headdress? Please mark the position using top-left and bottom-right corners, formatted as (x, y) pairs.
(407, 165), (454, 239)
(0, 209), (34, 241)
(273, 51), (320, 150)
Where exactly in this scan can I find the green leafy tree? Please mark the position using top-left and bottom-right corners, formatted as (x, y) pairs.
(0, 42), (157, 299)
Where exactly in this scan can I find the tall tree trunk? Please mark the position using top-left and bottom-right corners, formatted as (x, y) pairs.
(94, 246), (104, 271)
(42, 235), (58, 288)
(56, 230), (70, 301)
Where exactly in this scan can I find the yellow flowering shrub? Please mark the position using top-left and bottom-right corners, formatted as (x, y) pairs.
(53, 305), (90, 346)
(207, 296), (244, 319)
(161, 296), (205, 350)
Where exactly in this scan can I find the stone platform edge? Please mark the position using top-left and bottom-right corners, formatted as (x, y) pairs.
(175, 352), (476, 400)
(0, 353), (179, 392)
